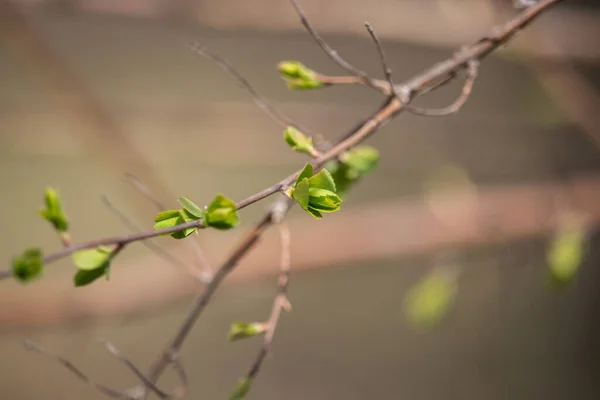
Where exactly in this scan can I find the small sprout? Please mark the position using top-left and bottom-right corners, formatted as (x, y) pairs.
(72, 246), (114, 286)
(12, 248), (43, 283)
(229, 377), (252, 400)
(204, 194), (240, 230)
(547, 226), (586, 289)
(177, 197), (204, 219)
(39, 187), (69, 232)
(277, 60), (323, 90)
(227, 322), (267, 342)
(288, 164), (343, 219)
(153, 209), (198, 239)
(284, 126), (315, 155)
(404, 267), (458, 331)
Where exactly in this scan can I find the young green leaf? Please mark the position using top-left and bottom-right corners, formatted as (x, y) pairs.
(74, 264), (110, 287)
(204, 194), (240, 230)
(229, 377), (252, 400)
(308, 168), (337, 193)
(295, 163), (314, 186)
(291, 178), (310, 211)
(227, 322), (266, 342)
(154, 209), (197, 239)
(308, 188), (342, 212)
(177, 197), (204, 219)
(283, 126), (315, 155)
(547, 228), (585, 288)
(277, 61), (323, 90)
(39, 187), (69, 232)
(12, 248), (43, 283)
(72, 246), (112, 270)
(154, 210), (181, 230)
(404, 269), (458, 330)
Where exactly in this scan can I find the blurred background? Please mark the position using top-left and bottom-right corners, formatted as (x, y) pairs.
(1, 0), (600, 398)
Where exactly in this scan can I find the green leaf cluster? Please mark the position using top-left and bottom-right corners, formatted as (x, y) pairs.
(283, 126), (315, 155)
(288, 164), (342, 219)
(326, 146), (380, 198)
(278, 60), (323, 90)
(547, 227), (585, 288)
(227, 322), (266, 341)
(12, 248), (43, 283)
(153, 194), (239, 238)
(39, 187), (69, 232)
(403, 268), (458, 330)
(72, 246), (114, 287)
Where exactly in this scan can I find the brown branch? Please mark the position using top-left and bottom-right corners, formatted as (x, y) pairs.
(245, 221), (291, 382)
(23, 340), (130, 400)
(364, 22), (396, 97)
(406, 59), (480, 116)
(139, 204), (286, 398)
(100, 339), (176, 399)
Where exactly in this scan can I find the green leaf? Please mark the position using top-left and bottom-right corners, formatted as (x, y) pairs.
(177, 197), (204, 219)
(308, 188), (342, 212)
(227, 322), (266, 342)
(39, 187), (69, 232)
(204, 194), (240, 230)
(277, 61), (323, 90)
(284, 126), (314, 155)
(229, 377), (252, 400)
(72, 246), (112, 270)
(341, 146), (380, 175)
(74, 264), (110, 287)
(296, 163), (314, 186)
(306, 207), (323, 219)
(404, 269), (458, 330)
(154, 210), (181, 230)
(308, 168), (337, 193)
(154, 209), (197, 239)
(291, 178), (310, 211)
(12, 248), (43, 283)
(547, 228), (585, 288)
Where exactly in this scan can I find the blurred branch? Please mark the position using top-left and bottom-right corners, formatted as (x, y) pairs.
(245, 221), (292, 383)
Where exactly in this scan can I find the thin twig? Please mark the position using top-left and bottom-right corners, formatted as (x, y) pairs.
(246, 221), (291, 381)
(287, 0), (381, 92)
(102, 195), (192, 276)
(364, 22), (396, 97)
(23, 340), (130, 400)
(187, 42), (314, 136)
(100, 339), (174, 399)
(406, 60), (480, 116)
